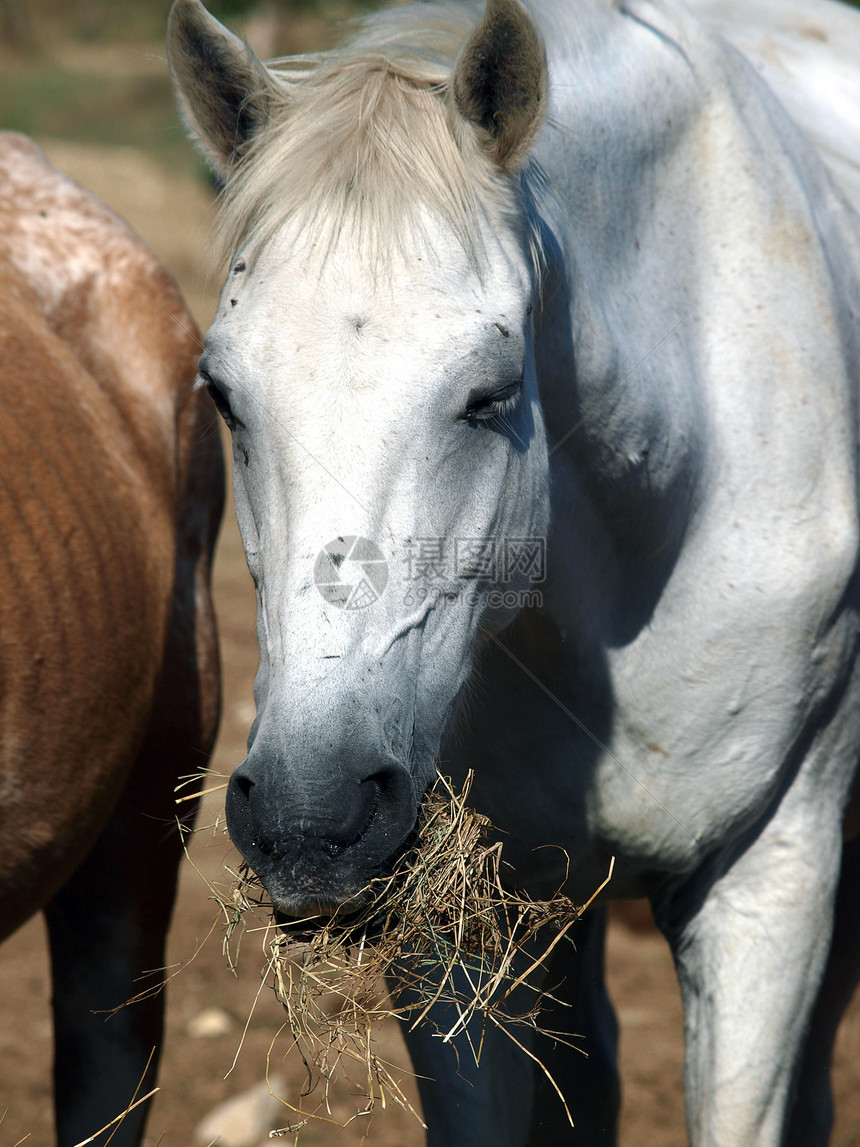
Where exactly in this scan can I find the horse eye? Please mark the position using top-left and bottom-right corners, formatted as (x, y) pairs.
(463, 381), (523, 425)
(197, 370), (236, 430)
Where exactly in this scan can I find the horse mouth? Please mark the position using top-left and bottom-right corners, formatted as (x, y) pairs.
(271, 890), (387, 944)
(264, 828), (419, 941)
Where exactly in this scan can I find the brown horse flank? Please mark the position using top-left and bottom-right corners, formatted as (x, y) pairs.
(0, 132), (222, 1145)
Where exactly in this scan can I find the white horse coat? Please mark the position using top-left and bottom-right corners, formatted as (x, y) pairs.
(169, 0), (860, 1142)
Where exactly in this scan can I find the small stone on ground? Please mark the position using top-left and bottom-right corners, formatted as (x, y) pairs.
(186, 1006), (235, 1039)
(193, 1077), (287, 1147)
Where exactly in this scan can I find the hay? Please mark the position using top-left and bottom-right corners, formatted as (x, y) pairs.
(205, 772), (613, 1135)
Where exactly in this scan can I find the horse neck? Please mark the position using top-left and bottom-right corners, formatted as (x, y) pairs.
(530, 0), (860, 618)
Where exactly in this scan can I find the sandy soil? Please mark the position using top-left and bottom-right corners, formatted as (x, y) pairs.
(0, 143), (858, 1146)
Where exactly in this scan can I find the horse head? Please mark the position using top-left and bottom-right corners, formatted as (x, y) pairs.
(168, 0), (551, 915)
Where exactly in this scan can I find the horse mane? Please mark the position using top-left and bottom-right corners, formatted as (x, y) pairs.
(217, 3), (544, 272)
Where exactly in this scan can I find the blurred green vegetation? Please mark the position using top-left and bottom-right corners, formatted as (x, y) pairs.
(0, 58), (192, 162)
(0, 0), (327, 47)
(0, 0), (374, 171)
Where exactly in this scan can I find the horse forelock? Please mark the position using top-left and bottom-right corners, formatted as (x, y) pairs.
(215, 3), (544, 276)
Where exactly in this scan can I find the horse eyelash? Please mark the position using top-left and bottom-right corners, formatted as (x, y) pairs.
(465, 386), (523, 426)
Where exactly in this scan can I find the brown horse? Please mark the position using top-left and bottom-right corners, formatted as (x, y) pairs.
(0, 132), (222, 1145)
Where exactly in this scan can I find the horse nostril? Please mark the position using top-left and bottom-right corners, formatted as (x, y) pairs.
(318, 772), (388, 858)
(363, 769), (391, 795)
(231, 770), (254, 801)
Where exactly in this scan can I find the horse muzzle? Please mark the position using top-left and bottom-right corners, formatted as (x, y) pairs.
(225, 750), (420, 916)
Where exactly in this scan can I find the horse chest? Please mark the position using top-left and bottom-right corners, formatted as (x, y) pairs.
(450, 542), (860, 900)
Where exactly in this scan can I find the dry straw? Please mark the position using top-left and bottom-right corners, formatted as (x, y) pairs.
(203, 772), (613, 1135)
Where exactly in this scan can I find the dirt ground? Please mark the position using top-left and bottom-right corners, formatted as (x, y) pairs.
(1, 142), (859, 1146)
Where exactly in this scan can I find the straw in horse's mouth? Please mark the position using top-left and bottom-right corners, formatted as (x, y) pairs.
(207, 772), (612, 1132)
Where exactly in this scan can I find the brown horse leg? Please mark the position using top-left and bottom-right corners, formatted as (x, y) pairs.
(784, 832), (860, 1147)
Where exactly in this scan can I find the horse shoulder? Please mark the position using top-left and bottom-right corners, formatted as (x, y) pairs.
(0, 132), (203, 468)
(0, 132), (222, 569)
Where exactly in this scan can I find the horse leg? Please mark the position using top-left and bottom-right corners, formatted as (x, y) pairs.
(396, 956), (538, 1147)
(651, 795), (843, 1146)
(528, 905), (620, 1146)
(784, 831), (860, 1146)
(44, 764), (188, 1147)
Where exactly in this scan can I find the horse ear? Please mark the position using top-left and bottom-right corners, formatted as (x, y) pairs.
(167, 0), (281, 178)
(451, 0), (547, 171)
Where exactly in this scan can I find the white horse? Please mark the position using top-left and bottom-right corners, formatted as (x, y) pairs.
(168, 0), (860, 1141)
